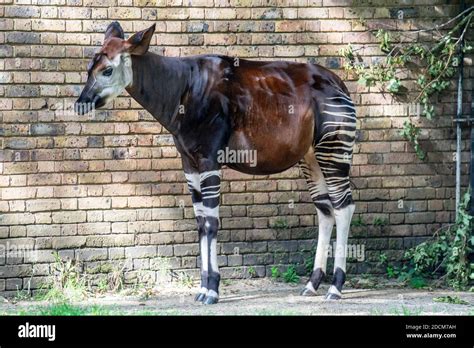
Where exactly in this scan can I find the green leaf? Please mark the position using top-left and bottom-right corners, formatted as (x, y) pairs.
(387, 78), (401, 93)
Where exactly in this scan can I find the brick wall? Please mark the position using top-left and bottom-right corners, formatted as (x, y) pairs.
(0, 0), (472, 294)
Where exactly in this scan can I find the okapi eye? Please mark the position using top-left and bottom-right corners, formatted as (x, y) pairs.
(103, 67), (113, 76)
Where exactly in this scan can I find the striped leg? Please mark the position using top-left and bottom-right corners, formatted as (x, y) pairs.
(199, 170), (221, 304)
(185, 170), (222, 305)
(184, 172), (207, 302)
(316, 91), (356, 300)
(300, 147), (335, 296)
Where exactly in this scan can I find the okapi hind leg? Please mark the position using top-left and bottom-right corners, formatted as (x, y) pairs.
(326, 203), (355, 300)
(315, 89), (357, 300)
(299, 148), (335, 296)
(315, 87), (356, 300)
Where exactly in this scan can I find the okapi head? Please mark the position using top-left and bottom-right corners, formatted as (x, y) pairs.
(75, 21), (156, 115)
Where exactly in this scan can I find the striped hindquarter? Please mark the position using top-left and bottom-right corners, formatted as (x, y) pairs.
(315, 91), (356, 209)
(300, 88), (356, 300)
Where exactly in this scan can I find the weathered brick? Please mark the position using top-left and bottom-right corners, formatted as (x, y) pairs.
(52, 211), (87, 224)
(26, 199), (60, 212)
(52, 236), (87, 249)
(78, 197), (111, 210)
(30, 123), (66, 136)
(174, 244), (199, 257)
(125, 246), (157, 258)
(103, 210), (137, 222)
(76, 248), (108, 261)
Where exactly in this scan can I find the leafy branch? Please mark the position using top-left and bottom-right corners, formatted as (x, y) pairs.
(341, 7), (474, 160)
(380, 191), (473, 290)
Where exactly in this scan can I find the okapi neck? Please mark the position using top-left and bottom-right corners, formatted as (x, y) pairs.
(126, 53), (190, 135)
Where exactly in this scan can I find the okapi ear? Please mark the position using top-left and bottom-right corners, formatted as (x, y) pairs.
(105, 21), (124, 40)
(125, 24), (156, 55)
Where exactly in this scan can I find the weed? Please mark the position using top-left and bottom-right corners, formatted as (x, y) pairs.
(303, 253), (315, 276)
(372, 217), (388, 226)
(271, 217), (289, 229)
(378, 253), (388, 265)
(271, 266), (281, 280)
(14, 286), (31, 302)
(170, 271), (194, 288)
(282, 265), (299, 284)
(386, 265), (397, 279)
(247, 266), (257, 278)
(37, 252), (87, 302)
(221, 279), (232, 286)
(106, 263), (125, 292)
(96, 277), (109, 294)
(351, 216), (366, 227)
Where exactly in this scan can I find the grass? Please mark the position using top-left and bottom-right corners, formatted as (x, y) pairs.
(369, 308), (385, 315)
(389, 306), (423, 316)
(14, 302), (117, 316)
(369, 306), (423, 316)
(2, 301), (192, 316)
(253, 309), (300, 316)
(14, 287), (32, 302)
(433, 295), (470, 305)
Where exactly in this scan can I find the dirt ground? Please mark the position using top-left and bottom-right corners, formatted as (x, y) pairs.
(1, 278), (473, 315)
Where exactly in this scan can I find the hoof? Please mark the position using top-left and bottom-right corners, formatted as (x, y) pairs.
(195, 293), (206, 302)
(300, 288), (317, 296)
(325, 293), (342, 301)
(203, 296), (219, 305)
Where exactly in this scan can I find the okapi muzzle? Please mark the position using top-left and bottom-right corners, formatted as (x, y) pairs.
(75, 76), (105, 115)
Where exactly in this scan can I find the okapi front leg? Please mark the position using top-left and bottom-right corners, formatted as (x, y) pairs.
(184, 172), (208, 302)
(199, 170), (221, 305)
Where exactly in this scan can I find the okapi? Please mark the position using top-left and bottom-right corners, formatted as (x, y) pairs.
(75, 22), (357, 305)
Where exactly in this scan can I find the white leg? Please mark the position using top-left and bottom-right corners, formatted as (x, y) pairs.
(207, 236), (219, 299)
(314, 210), (335, 271)
(199, 233), (208, 295)
(300, 148), (335, 296)
(302, 209), (334, 295)
(185, 172), (209, 301)
(326, 204), (355, 300)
